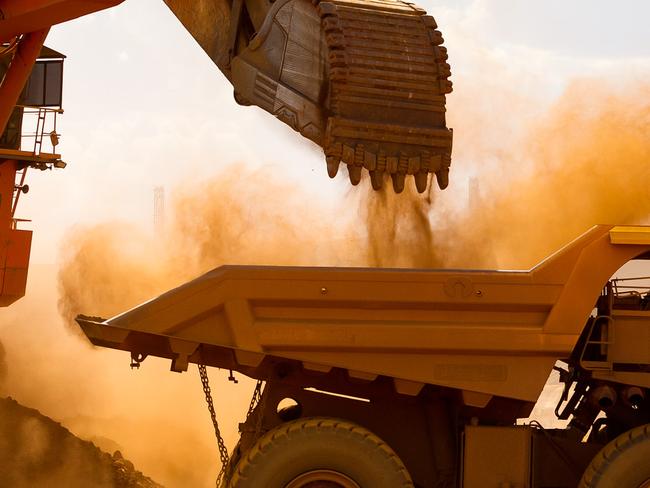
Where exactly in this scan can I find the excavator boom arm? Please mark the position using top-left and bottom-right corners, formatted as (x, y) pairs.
(0, 0), (125, 41)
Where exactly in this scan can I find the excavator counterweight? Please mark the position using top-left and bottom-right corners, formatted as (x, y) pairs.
(164, 0), (453, 193)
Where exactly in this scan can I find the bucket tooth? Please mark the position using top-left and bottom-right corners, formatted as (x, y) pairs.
(326, 156), (340, 178)
(369, 170), (383, 190)
(364, 151), (377, 171)
(408, 156), (421, 175)
(341, 145), (355, 165)
(386, 156), (399, 174)
(348, 165), (362, 185)
(414, 171), (428, 193)
(391, 172), (405, 194)
(435, 168), (449, 190)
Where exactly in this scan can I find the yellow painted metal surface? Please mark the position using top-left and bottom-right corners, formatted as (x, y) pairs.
(77, 225), (650, 402)
(610, 226), (650, 245)
(463, 426), (532, 488)
(591, 309), (650, 389)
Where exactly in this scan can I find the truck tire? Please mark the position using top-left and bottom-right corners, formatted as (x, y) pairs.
(579, 423), (650, 488)
(228, 417), (414, 488)
(220, 441), (243, 488)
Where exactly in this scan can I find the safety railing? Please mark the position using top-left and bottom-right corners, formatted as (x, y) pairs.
(18, 105), (62, 156)
(10, 105), (63, 225)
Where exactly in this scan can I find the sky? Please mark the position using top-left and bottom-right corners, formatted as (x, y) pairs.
(18, 0), (650, 265)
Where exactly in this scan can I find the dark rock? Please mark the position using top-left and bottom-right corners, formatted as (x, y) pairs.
(0, 396), (163, 488)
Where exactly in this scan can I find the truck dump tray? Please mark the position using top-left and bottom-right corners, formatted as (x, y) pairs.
(77, 225), (650, 402)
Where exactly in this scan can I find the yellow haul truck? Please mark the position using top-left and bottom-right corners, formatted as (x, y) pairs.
(78, 225), (650, 488)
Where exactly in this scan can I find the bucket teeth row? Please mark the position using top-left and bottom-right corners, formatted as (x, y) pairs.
(327, 158), (447, 193)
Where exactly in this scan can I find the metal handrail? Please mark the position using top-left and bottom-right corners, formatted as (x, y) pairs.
(16, 105), (61, 155)
(11, 106), (62, 221)
(611, 276), (650, 297)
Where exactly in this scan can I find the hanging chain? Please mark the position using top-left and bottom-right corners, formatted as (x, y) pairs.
(198, 364), (230, 487)
(254, 381), (268, 437)
(246, 380), (263, 419)
(244, 379), (268, 439)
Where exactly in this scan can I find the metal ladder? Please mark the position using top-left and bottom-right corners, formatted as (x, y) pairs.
(11, 107), (49, 219)
(580, 283), (615, 371)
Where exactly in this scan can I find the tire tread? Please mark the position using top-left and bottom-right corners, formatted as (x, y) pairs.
(229, 417), (413, 487)
(580, 423), (650, 487)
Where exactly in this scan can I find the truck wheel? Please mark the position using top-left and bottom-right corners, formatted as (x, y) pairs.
(220, 441), (242, 488)
(228, 417), (413, 488)
(579, 423), (650, 488)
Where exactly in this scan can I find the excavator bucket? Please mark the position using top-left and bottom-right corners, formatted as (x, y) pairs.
(164, 0), (453, 193)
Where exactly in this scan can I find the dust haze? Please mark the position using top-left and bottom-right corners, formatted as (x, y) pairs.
(365, 79), (650, 270)
(57, 78), (650, 484)
(0, 341), (7, 396)
(440, 80), (650, 268)
(1, 263), (246, 487)
(2, 72), (650, 487)
(0, 397), (159, 488)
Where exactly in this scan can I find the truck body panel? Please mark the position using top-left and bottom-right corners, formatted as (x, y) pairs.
(77, 225), (650, 403)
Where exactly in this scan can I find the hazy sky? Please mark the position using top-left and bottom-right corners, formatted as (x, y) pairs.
(16, 0), (650, 265)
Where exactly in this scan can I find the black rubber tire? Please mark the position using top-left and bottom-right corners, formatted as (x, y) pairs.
(579, 423), (650, 487)
(220, 441), (243, 488)
(228, 417), (414, 488)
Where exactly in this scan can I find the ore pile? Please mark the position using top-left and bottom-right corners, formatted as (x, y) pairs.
(0, 397), (162, 488)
